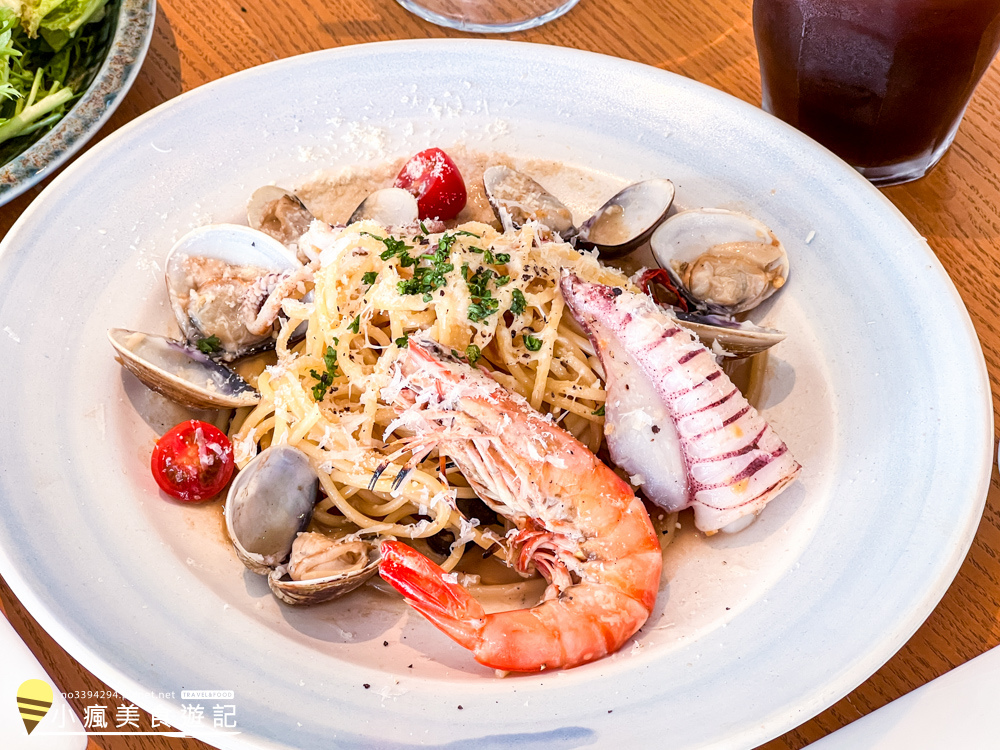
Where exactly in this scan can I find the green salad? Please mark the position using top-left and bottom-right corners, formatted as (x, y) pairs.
(0, 0), (114, 161)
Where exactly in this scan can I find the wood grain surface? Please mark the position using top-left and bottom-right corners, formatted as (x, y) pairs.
(2, 0), (999, 748)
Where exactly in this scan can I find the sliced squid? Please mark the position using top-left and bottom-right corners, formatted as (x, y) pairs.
(560, 272), (800, 533)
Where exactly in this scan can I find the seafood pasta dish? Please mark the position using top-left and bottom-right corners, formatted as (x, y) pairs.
(109, 147), (801, 673)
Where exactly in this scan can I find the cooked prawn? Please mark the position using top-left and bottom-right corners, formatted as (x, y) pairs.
(377, 337), (662, 672)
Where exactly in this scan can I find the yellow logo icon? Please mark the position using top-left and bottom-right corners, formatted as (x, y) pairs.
(16, 679), (53, 735)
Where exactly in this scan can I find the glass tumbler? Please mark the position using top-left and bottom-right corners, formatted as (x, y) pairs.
(395, 0), (580, 33)
(753, 0), (1000, 186)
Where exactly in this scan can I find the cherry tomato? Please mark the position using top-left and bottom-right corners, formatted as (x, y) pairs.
(151, 420), (235, 502)
(393, 147), (467, 221)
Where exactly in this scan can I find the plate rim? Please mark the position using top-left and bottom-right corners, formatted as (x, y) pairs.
(0, 38), (993, 750)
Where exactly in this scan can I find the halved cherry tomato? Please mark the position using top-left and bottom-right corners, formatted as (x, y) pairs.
(151, 420), (235, 502)
(393, 147), (467, 221)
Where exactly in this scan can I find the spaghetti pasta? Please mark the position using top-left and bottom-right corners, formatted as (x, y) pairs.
(230, 218), (640, 578)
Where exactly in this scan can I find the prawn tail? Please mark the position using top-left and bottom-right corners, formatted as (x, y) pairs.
(378, 540), (486, 651)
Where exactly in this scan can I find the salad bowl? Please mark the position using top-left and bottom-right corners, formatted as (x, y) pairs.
(0, 0), (155, 206)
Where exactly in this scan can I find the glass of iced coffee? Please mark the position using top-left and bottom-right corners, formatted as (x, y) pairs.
(753, 0), (1000, 186)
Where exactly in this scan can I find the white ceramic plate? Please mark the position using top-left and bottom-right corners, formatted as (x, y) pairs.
(0, 41), (991, 750)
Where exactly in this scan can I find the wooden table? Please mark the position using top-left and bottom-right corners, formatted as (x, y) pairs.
(2, 0), (999, 748)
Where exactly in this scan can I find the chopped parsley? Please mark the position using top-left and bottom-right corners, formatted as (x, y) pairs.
(523, 333), (543, 352)
(397, 231), (455, 300)
(378, 237), (410, 261)
(467, 297), (500, 322)
(362, 271), (378, 286)
(397, 263), (453, 298)
(362, 232), (415, 264)
(593, 405), (606, 417)
(466, 267), (495, 299)
(348, 315), (361, 334)
(395, 334), (409, 348)
(463, 255), (511, 323)
(436, 232), (457, 256)
(195, 335), (222, 354)
(465, 344), (481, 364)
(310, 343), (340, 401)
(381, 229), (512, 324)
(510, 289), (527, 316)
(473, 246), (510, 265)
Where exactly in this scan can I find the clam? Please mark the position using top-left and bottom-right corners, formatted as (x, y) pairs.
(226, 446), (318, 575)
(576, 178), (675, 257)
(637, 266), (787, 359)
(650, 208), (789, 315)
(348, 187), (419, 227)
(674, 312), (786, 359)
(276, 532), (380, 605)
(225, 445), (379, 605)
(482, 165), (575, 235)
(247, 186), (315, 246)
(165, 224), (305, 362)
(110, 225), (312, 411)
(483, 166), (675, 256)
(108, 328), (260, 409)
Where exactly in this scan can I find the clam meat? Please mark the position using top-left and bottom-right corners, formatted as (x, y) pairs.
(287, 532), (373, 581)
(650, 208), (789, 315)
(247, 185), (315, 247)
(165, 224), (310, 362)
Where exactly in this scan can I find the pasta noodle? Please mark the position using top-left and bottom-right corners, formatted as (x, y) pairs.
(231, 218), (644, 579)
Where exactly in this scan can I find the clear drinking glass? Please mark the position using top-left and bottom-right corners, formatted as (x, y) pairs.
(753, 0), (1000, 186)
(395, 0), (580, 33)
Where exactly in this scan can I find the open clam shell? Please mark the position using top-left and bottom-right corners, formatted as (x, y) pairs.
(225, 445), (379, 605)
(108, 328), (260, 409)
(650, 208), (789, 315)
(675, 313), (787, 359)
(165, 224), (304, 362)
(247, 186), (315, 245)
(349, 187), (419, 228)
(576, 178), (675, 258)
(226, 445), (319, 575)
(268, 534), (381, 606)
(483, 165), (575, 235)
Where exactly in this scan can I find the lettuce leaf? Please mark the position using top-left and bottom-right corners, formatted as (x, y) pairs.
(21, 0), (108, 46)
(0, 8), (21, 102)
(0, 0), (111, 152)
(36, 0), (107, 50)
(19, 0), (62, 36)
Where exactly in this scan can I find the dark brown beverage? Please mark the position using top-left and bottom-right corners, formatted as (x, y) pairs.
(754, 0), (1000, 185)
